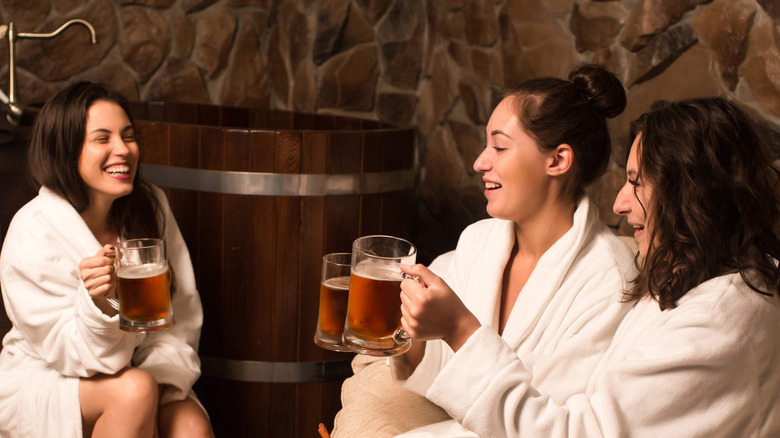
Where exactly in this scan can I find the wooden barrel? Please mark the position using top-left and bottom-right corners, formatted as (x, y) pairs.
(130, 101), (415, 437)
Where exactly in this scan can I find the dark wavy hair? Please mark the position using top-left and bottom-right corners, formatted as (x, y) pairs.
(508, 64), (626, 201)
(27, 81), (162, 239)
(625, 97), (780, 309)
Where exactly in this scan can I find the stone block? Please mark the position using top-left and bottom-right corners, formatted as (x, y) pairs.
(740, 13), (780, 118)
(144, 57), (210, 103)
(121, 6), (170, 81)
(627, 24), (698, 86)
(457, 72), (490, 125)
(381, 40), (424, 90)
(354, 0), (392, 24)
(313, 0), (350, 65)
(80, 62), (140, 101)
(293, 60), (317, 113)
(376, 91), (417, 127)
(220, 20), (268, 108)
(268, 27), (290, 104)
(614, 44), (724, 156)
(620, 0), (711, 52)
(167, 6), (195, 58)
(464, 0), (499, 47)
(1, 0), (50, 33)
(181, 0), (218, 13)
(192, 5), (237, 78)
(317, 45), (379, 111)
(692, 0), (756, 90)
(570, 1), (628, 52)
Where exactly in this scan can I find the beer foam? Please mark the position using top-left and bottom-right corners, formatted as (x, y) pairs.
(118, 263), (168, 279)
(352, 259), (403, 281)
(323, 276), (350, 290)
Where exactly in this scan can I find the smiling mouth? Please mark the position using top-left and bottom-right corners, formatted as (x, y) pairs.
(485, 182), (502, 190)
(105, 164), (130, 175)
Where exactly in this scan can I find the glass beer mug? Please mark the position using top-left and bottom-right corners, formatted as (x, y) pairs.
(343, 235), (416, 356)
(113, 238), (175, 332)
(313, 252), (352, 352)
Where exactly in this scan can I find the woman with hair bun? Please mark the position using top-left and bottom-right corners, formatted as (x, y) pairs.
(387, 64), (637, 437)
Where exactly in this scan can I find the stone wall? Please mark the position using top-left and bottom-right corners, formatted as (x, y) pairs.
(2, 0), (779, 261)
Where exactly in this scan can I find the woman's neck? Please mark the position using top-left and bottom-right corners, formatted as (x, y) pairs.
(513, 199), (576, 260)
(79, 199), (118, 246)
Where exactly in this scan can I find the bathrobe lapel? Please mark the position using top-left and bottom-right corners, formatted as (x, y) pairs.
(499, 198), (596, 350)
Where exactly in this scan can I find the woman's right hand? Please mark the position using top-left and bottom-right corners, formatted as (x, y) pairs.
(399, 263), (481, 352)
(79, 244), (117, 300)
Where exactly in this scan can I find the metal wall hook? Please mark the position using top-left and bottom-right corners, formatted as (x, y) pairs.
(1, 19), (98, 125)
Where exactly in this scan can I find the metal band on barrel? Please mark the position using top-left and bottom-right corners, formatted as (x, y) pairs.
(199, 355), (353, 383)
(143, 164), (415, 196)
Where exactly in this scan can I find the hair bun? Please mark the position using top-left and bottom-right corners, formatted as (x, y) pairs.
(568, 64), (626, 119)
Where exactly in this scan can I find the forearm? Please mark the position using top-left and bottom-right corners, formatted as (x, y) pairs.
(391, 339), (427, 379)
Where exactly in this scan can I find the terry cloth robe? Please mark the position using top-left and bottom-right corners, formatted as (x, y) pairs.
(393, 196), (637, 437)
(413, 272), (780, 438)
(0, 185), (204, 438)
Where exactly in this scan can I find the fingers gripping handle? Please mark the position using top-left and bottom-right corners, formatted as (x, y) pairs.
(395, 272), (421, 341)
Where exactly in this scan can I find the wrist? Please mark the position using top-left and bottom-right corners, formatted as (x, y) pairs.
(443, 313), (480, 353)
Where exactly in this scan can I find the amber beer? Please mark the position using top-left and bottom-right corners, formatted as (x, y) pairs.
(117, 264), (172, 321)
(315, 276), (350, 343)
(346, 262), (404, 343)
(116, 238), (174, 332)
(344, 235), (416, 356)
(314, 252), (352, 352)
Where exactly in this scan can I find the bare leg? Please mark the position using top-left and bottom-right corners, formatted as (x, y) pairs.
(80, 367), (159, 438)
(158, 398), (214, 438)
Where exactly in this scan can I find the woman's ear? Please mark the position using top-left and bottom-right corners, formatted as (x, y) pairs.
(546, 144), (574, 176)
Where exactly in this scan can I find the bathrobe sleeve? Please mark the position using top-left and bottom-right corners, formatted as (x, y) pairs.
(426, 275), (780, 438)
(0, 191), (138, 377)
(130, 186), (204, 404)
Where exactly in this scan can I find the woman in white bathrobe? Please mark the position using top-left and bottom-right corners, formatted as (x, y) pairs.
(0, 82), (213, 437)
(385, 65), (637, 437)
(397, 97), (780, 437)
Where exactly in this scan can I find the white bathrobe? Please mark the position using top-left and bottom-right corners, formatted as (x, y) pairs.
(0, 186), (204, 438)
(416, 272), (780, 437)
(393, 197), (637, 436)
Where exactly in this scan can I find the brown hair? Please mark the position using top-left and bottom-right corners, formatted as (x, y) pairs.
(27, 81), (162, 239)
(625, 97), (780, 309)
(508, 64), (626, 200)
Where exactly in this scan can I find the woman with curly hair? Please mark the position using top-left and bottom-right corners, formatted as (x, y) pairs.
(396, 97), (780, 437)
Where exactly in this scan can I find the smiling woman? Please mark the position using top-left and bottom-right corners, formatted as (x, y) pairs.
(0, 82), (214, 438)
(337, 64), (640, 437)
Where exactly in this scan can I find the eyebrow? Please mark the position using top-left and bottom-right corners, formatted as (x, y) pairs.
(89, 125), (134, 134)
(490, 129), (512, 139)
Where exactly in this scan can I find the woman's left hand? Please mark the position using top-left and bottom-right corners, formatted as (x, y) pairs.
(399, 264), (481, 352)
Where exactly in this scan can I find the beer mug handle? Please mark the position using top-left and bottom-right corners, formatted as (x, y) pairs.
(395, 272), (421, 342)
(106, 297), (120, 311)
(394, 327), (410, 342)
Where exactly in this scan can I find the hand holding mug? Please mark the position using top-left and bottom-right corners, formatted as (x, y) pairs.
(399, 263), (480, 353)
(79, 244), (117, 299)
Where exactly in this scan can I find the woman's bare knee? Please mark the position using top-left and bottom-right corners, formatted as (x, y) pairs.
(80, 367), (159, 437)
(158, 398), (214, 438)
